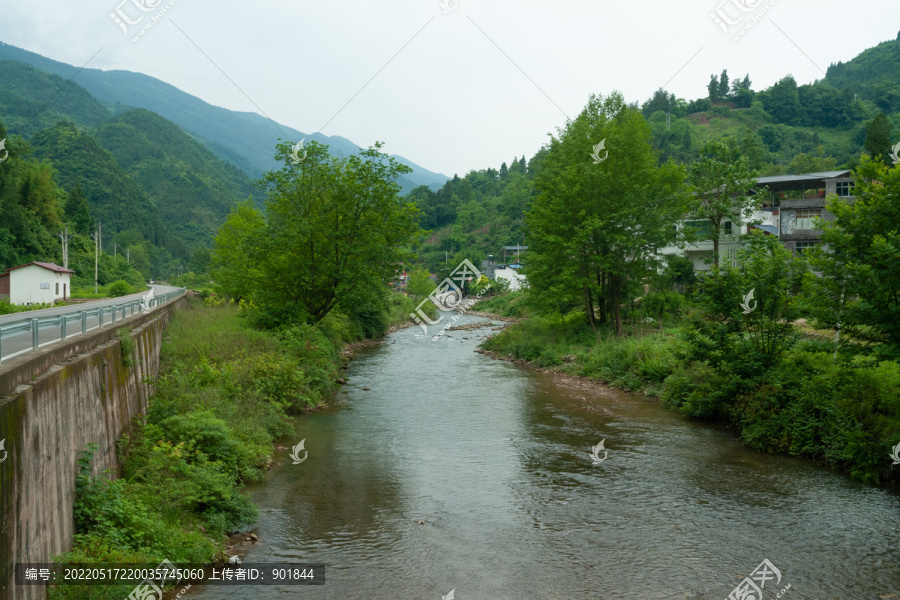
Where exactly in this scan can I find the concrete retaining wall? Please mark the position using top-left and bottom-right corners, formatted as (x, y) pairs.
(0, 298), (186, 599)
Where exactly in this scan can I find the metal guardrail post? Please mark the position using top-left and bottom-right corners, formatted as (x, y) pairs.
(30, 318), (39, 350)
(82, 311), (87, 334)
(99, 308), (104, 328)
(61, 315), (67, 340)
(112, 306), (117, 324)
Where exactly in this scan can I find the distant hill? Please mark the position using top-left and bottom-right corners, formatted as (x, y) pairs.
(0, 41), (450, 194)
(95, 109), (258, 247)
(825, 32), (900, 114)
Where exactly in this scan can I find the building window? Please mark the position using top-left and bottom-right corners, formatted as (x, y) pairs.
(795, 241), (818, 256)
(723, 221), (733, 235)
(836, 181), (854, 197)
(795, 209), (822, 230)
(684, 220), (714, 239)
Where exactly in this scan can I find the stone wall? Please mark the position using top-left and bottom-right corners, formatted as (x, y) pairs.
(0, 298), (186, 600)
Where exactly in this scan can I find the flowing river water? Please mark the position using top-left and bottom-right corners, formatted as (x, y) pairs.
(191, 313), (900, 599)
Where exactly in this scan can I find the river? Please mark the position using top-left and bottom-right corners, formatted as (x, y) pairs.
(190, 313), (900, 599)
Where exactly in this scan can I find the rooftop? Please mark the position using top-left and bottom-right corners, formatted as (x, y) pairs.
(1, 261), (75, 275)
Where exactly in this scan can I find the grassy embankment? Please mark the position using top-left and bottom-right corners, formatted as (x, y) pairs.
(49, 292), (422, 599)
(478, 293), (900, 485)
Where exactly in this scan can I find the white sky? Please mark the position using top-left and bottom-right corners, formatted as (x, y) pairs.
(1, 0), (897, 177)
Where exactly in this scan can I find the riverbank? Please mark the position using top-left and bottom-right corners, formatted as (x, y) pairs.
(49, 294), (420, 600)
(474, 298), (900, 487)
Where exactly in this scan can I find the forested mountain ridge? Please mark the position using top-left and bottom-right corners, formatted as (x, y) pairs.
(95, 109), (258, 246)
(0, 60), (260, 279)
(0, 41), (450, 193)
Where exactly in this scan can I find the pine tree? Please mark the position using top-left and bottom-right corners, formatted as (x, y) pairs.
(719, 69), (730, 100)
(708, 74), (720, 102)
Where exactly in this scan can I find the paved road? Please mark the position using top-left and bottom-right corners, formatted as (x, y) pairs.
(0, 285), (183, 363)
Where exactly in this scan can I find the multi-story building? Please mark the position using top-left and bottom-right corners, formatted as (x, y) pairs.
(660, 170), (854, 270)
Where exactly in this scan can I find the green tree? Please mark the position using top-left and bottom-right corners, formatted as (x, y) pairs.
(806, 158), (900, 358)
(407, 268), (435, 298)
(708, 74), (720, 102)
(256, 141), (421, 323)
(766, 76), (802, 124)
(210, 199), (266, 302)
(64, 182), (94, 235)
(718, 69), (730, 100)
(687, 139), (760, 267)
(527, 92), (688, 335)
(680, 232), (806, 412)
(863, 112), (893, 163)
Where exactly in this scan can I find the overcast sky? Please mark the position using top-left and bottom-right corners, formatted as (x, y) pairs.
(1, 0), (897, 177)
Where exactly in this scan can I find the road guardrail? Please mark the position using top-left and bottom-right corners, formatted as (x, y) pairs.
(0, 288), (186, 364)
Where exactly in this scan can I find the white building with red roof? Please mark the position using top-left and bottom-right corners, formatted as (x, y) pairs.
(0, 261), (74, 305)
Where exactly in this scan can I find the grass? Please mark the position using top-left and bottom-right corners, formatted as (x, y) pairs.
(50, 298), (349, 599)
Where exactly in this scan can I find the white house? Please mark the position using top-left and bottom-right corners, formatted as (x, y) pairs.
(659, 170), (852, 271)
(659, 208), (779, 272)
(0, 262), (74, 305)
(494, 263), (527, 291)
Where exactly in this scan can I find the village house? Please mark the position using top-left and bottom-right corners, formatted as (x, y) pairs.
(660, 170), (854, 270)
(0, 261), (74, 305)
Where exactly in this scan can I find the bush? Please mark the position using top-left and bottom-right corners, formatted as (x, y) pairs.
(108, 280), (132, 297)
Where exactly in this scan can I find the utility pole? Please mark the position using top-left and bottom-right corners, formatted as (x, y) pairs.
(98, 222), (102, 254)
(112, 242), (118, 258)
(91, 224), (99, 294)
(126, 248), (130, 264)
(58, 226), (73, 269)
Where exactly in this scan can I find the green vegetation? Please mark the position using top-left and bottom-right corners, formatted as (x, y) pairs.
(0, 299), (52, 315)
(483, 221), (900, 484)
(50, 298), (360, 599)
(116, 327), (136, 368)
(404, 36), (900, 273)
(526, 92), (687, 335)
(213, 141), (422, 330)
(0, 58), (262, 281)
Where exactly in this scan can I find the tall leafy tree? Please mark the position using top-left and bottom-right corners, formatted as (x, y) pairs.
(806, 158), (900, 358)
(708, 74), (720, 102)
(211, 199), (266, 301)
(255, 141), (422, 323)
(863, 112), (893, 163)
(718, 69), (730, 100)
(687, 139), (759, 267)
(527, 92), (688, 335)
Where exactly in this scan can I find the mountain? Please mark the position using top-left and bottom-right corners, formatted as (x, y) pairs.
(825, 32), (900, 114)
(0, 41), (450, 194)
(95, 109), (258, 247)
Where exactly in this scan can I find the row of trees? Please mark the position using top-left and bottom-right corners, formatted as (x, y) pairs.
(524, 91), (900, 348)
